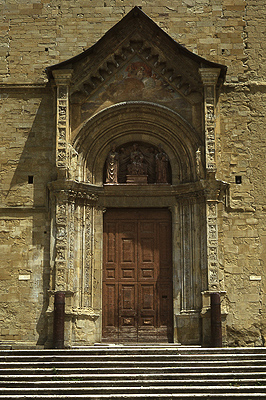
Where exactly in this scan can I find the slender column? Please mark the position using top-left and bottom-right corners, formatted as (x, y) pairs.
(211, 292), (222, 347)
(53, 291), (65, 349)
(52, 69), (73, 180)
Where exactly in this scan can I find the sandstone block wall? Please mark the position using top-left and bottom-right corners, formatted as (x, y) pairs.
(0, 0), (266, 346)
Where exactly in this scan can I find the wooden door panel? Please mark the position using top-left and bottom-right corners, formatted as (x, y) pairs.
(119, 221), (137, 282)
(139, 268), (155, 279)
(158, 284), (172, 326)
(158, 222), (171, 266)
(105, 222), (117, 263)
(102, 283), (119, 341)
(104, 284), (118, 326)
(119, 283), (138, 342)
(121, 238), (135, 262)
(121, 267), (135, 280)
(120, 284), (137, 313)
(139, 237), (155, 263)
(139, 284), (155, 312)
(103, 208), (173, 343)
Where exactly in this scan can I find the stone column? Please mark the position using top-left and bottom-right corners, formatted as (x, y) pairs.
(52, 69), (73, 180)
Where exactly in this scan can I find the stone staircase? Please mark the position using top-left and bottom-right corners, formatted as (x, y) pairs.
(1, 345), (266, 399)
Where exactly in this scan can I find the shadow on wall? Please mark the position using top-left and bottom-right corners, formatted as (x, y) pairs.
(3, 84), (56, 345)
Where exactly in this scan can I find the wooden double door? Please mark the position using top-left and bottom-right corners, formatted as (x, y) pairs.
(103, 208), (173, 343)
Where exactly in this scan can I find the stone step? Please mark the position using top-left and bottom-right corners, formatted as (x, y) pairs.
(1, 385), (266, 394)
(2, 372), (266, 381)
(1, 347), (266, 355)
(2, 353), (266, 362)
(2, 360), (266, 369)
(1, 347), (266, 399)
(1, 365), (266, 374)
(1, 378), (266, 387)
(0, 395), (266, 399)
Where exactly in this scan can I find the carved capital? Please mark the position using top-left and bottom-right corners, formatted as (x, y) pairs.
(52, 69), (73, 86)
(199, 68), (221, 86)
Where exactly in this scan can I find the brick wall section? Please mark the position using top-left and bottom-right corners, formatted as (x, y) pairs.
(0, 0), (248, 83)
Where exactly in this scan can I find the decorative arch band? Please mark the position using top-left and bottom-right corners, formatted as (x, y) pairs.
(72, 101), (203, 185)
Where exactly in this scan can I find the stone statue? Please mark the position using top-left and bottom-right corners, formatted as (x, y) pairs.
(106, 145), (119, 183)
(127, 143), (147, 175)
(155, 145), (169, 183)
(196, 147), (204, 179)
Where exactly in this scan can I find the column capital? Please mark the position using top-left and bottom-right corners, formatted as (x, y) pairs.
(199, 68), (221, 86)
(52, 69), (73, 86)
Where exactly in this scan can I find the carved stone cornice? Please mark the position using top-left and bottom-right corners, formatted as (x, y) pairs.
(48, 180), (103, 204)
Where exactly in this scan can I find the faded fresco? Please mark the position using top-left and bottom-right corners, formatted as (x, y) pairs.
(71, 57), (193, 128)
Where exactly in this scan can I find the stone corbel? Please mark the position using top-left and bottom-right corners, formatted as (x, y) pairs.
(199, 68), (221, 175)
(52, 69), (73, 180)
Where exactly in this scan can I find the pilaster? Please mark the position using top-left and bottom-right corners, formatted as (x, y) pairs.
(52, 69), (73, 180)
(199, 68), (223, 293)
(199, 68), (221, 174)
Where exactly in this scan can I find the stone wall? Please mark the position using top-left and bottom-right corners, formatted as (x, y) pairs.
(1, 0), (266, 346)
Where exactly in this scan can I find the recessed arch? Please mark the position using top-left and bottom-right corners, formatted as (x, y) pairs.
(72, 101), (203, 185)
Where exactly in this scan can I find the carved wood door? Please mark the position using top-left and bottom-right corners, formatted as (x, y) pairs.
(103, 208), (173, 343)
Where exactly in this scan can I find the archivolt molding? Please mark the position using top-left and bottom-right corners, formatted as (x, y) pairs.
(72, 101), (203, 185)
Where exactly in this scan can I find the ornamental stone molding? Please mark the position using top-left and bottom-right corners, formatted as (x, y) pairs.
(52, 69), (73, 179)
(199, 68), (221, 173)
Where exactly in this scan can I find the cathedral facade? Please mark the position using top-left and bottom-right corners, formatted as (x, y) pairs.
(0, 1), (266, 347)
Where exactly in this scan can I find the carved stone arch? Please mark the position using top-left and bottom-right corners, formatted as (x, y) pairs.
(72, 101), (203, 185)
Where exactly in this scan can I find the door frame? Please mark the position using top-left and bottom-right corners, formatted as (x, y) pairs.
(97, 184), (206, 345)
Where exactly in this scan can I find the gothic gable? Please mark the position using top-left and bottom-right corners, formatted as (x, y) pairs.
(47, 7), (226, 133)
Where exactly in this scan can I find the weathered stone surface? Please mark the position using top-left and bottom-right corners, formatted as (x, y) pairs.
(0, 1), (266, 347)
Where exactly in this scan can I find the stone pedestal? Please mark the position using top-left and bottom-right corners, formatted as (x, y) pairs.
(126, 175), (148, 184)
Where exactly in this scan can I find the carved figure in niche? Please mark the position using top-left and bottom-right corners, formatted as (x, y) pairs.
(155, 145), (169, 183)
(106, 144), (119, 183)
(127, 143), (147, 175)
(196, 147), (205, 179)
